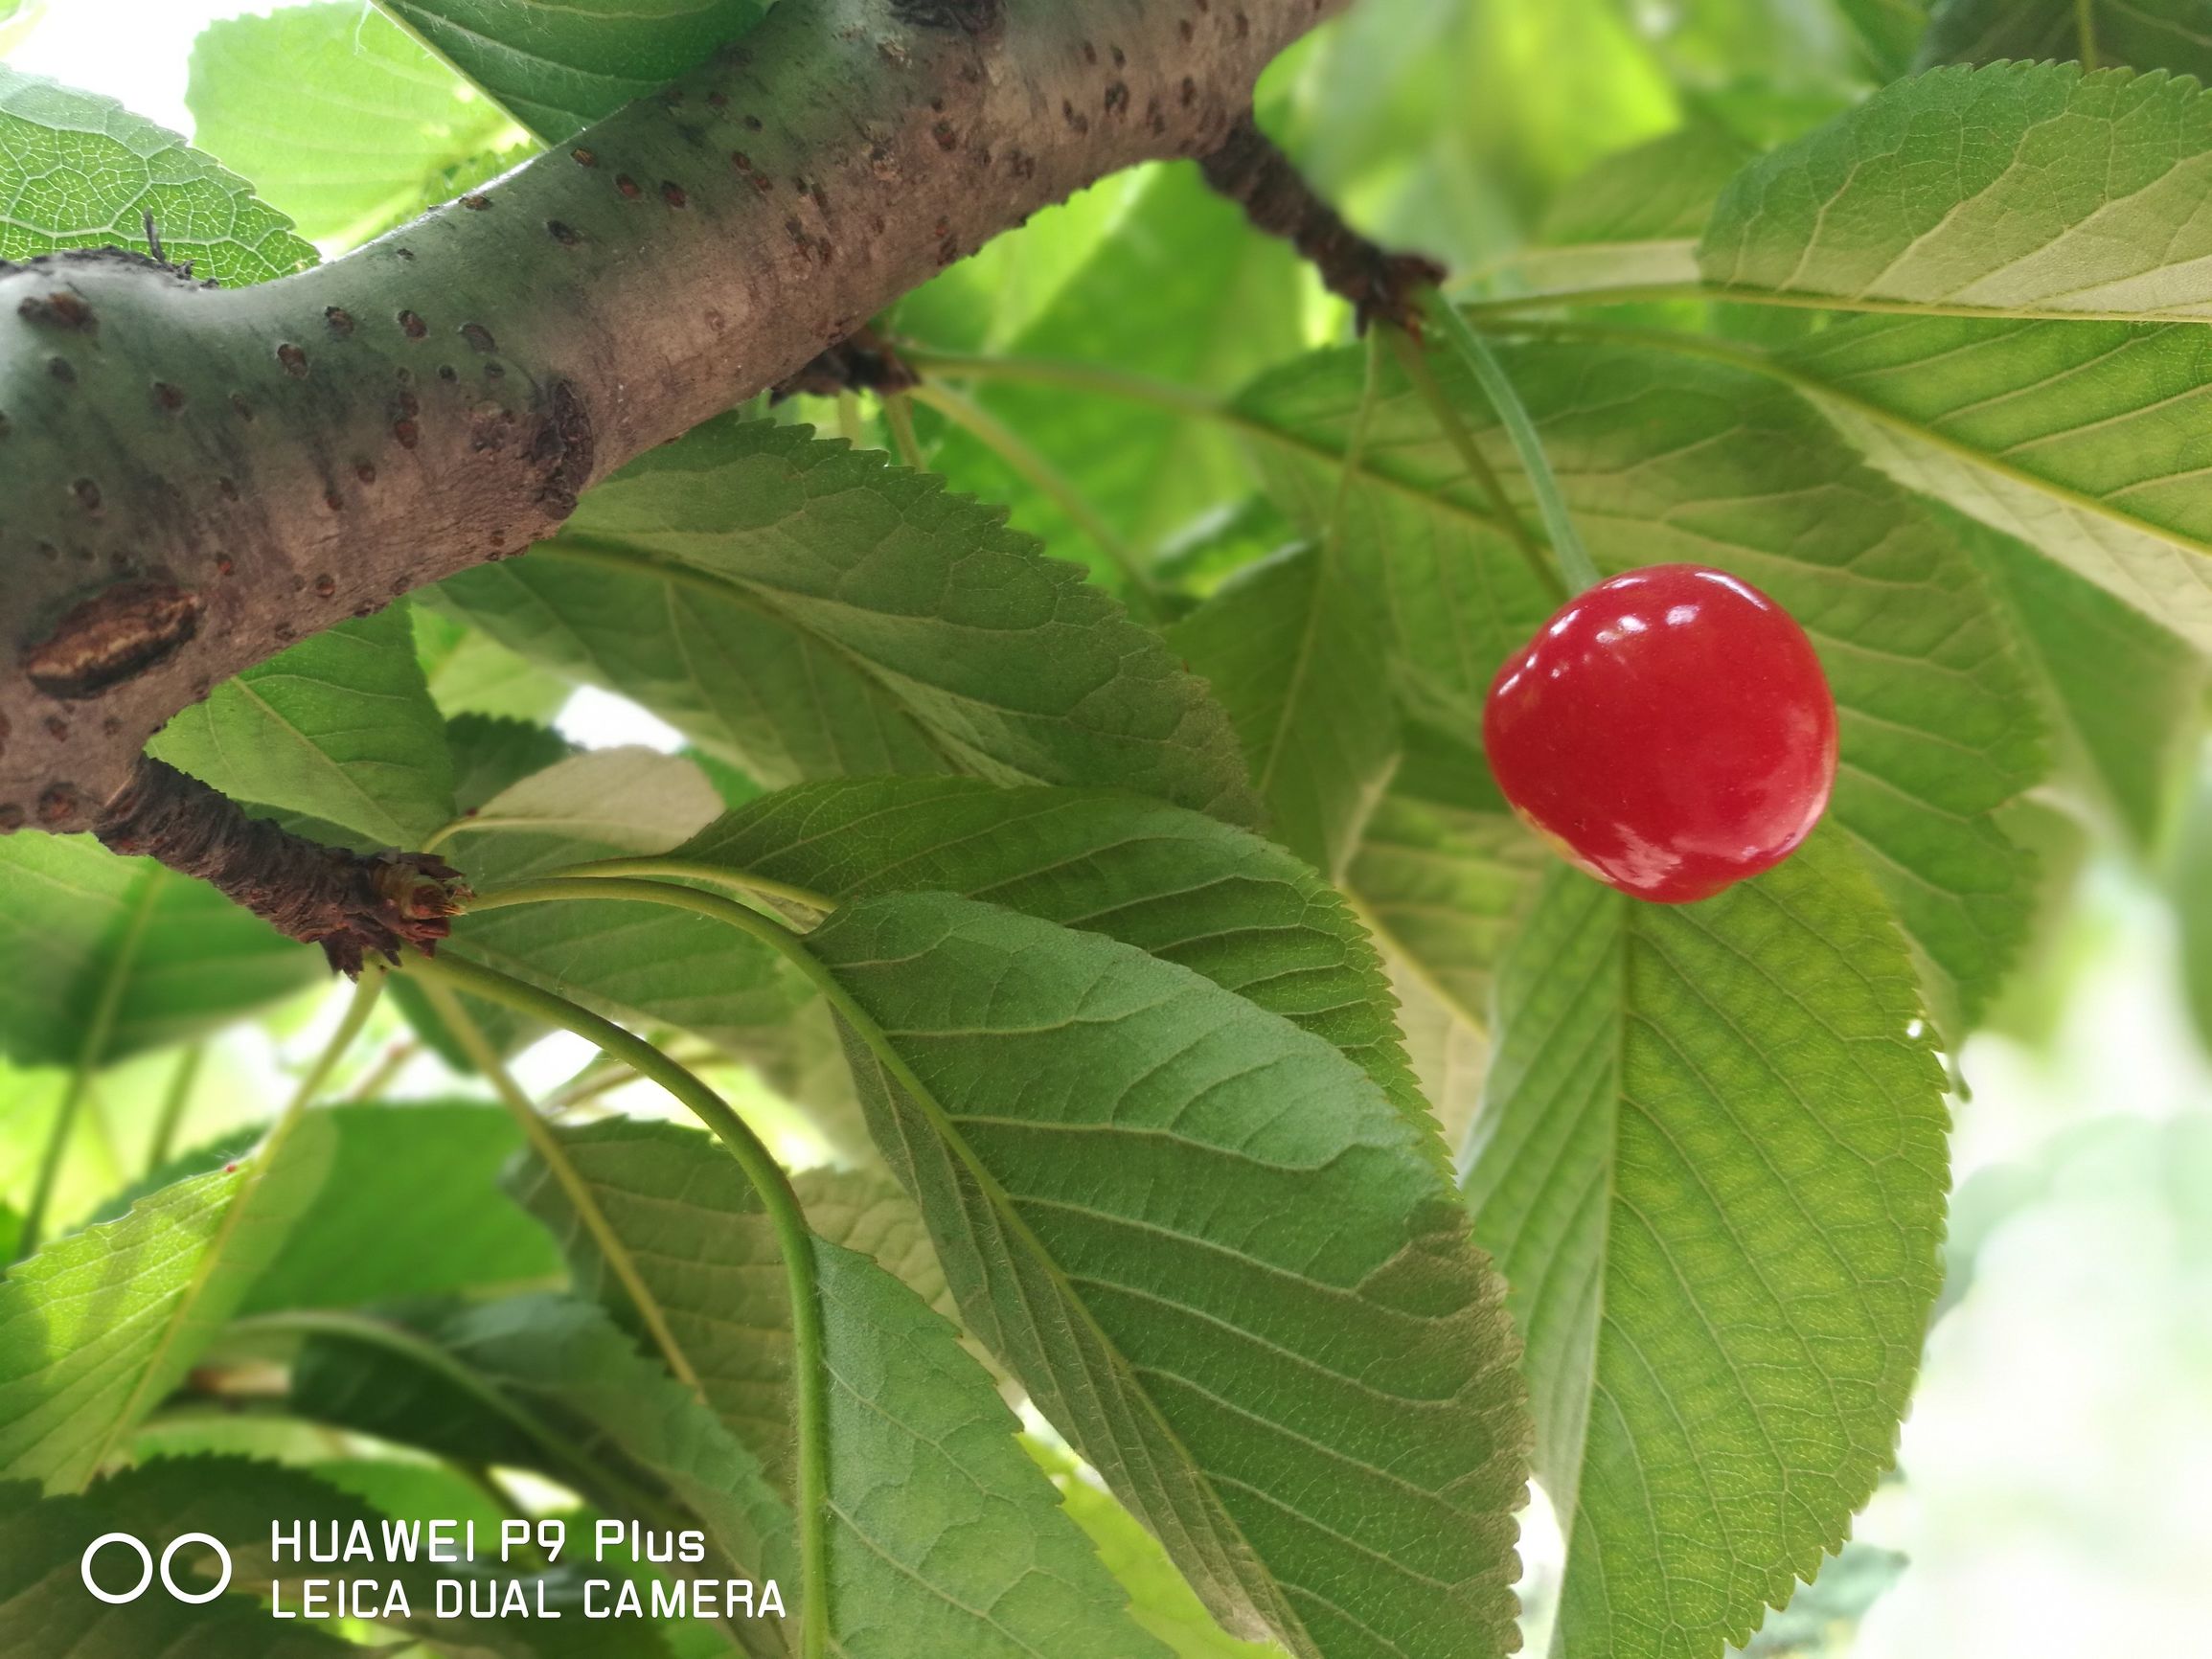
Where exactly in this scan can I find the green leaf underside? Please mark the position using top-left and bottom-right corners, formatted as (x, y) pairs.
(186, 3), (520, 248)
(291, 1293), (792, 1648)
(292, 1240), (1159, 1657)
(506, 1117), (809, 1485)
(1920, 0), (2212, 79)
(1700, 60), (2212, 320)
(0, 67), (315, 283)
(1236, 339), (2046, 1034)
(1773, 311), (2212, 650)
(1462, 831), (1948, 1659)
(0, 833), (318, 1067)
(1170, 543), (1400, 880)
(680, 777), (1429, 1136)
(0, 1468), (354, 1658)
(418, 748), (804, 1061)
(0, 1117), (333, 1489)
(1028, 1438), (1289, 1659)
(806, 891), (1529, 1659)
(811, 1239), (1171, 1659)
(1500, 125), (1752, 294)
(437, 419), (1258, 823)
(1346, 787), (1545, 1150)
(149, 603), (457, 849)
(447, 713), (579, 815)
(379, 0), (774, 145)
(1965, 520), (2201, 847)
(4, 1455), (678, 1658)
(241, 1102), (563, 1314)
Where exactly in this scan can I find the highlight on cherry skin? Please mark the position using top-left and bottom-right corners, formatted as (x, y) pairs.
(1482, 562), (1839, 904)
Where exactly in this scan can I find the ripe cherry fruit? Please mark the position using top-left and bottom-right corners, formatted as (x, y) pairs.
(1482, 563), (1837, 904)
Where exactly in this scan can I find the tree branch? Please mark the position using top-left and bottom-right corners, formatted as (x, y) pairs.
(0, 0), (1348, 836)
(1198, 111), (1444, 330)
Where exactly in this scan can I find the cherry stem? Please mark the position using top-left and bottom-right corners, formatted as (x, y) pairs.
(1384, 327), (1565, 605)
(1423, 292), (1603, 596)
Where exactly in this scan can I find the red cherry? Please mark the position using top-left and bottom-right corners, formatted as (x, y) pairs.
(1482, 563), (1837, 904)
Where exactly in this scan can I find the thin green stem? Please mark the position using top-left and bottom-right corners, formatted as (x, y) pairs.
(347, 1038), (417, 1103)
(2076, 0), (2100, 69)
(900, 347), (1534, 547)
(146, 1043), (206, 1173)
(836, 391), (865, 449)
(1383, 325), (1565, 603)
(1451, 281), (2201, 326)
(1424, 294), (1601, 594)
(549, 855), (834, 917)
(883, 392), (926, 471)
(16, 874), (162, 1261)
(403, 946), (829, 1659)
(415, 976), (708, 1399)
(904, 379), (1166, 621)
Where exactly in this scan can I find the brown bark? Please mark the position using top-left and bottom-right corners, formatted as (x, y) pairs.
(0, 0), (1349, 837)
(95, 758), (467, 974)
(1199, 111), (1445, 330)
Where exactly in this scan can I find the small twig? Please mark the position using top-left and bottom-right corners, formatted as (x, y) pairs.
(772, 324), (919, 403)
(93, 758), (469, 975)
(1198, 112), (1445, 331)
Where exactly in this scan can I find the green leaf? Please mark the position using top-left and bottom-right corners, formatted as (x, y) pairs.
(1170, 543), (1400, 879)
(240, 1102), (563, 1315)
(2169, 760), (2212, 1057)
(425, 555), (949, 791)
(1769, 312), (2212, 650)
(148, 603), (456, 849)
(1494, 125), (1752, 297)
(400, 747), (803, 1065)
(1920, 0), (2212, 77)
(0, 1113), (334, 1489)
(447, 715), (577, 814)
(1699, 60), (2212, 320)
(1342, 742), (1543, 1149)
(804, 891), (1530, 1659)
(506, 1117), (810, 1484)
(1967, 521), (2201, 849)
(1462, 831), (1949, 1659)
(680, 778), (1425, 1125)
(414, 604), (575, 723)
(0, 1470), (355, 1657)
(1027, 1437), (1288, 1659)
(440, 420), (1259, 823)
(378, 0), (773, 144)
(810, 1239), (1171, 1659)
(509, 1115), (957, 1480)
(4, 1455), (674, 1659)
(1236, 337), (2047, 1034)
(186, 2), (522, 248)
(292, 1294), (791, 1612)
(0, 67), (314, 282)
(0, 835), (318, 1067)
(1735, 1542), (1909, 1657)
(922, 164), (1312, 582)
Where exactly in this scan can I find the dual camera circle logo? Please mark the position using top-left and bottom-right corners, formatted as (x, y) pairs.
(80, 1532), (234, 1604)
